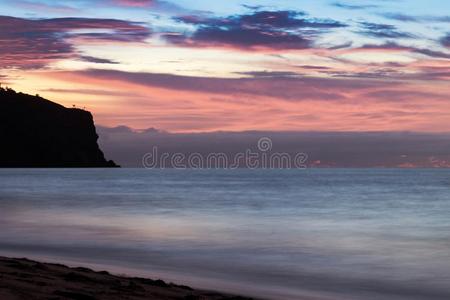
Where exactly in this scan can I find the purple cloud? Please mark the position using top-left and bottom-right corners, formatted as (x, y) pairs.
(234, 71), (302, 78)
(332, 2), (378, 10)
(442, 34), (450, 48)
(360, 43), (450, 60)
(413, 48), (450, 59)
(381, 13), (450, 23)
(358, 22), (415, 39)
(72, 68), (397, 102)
(79, 56), (119, 64)
(0, 16), (151, 69)
(164, 10), (346, 50)
(297, 65), (332, 70)
(364, 90), (449, 102)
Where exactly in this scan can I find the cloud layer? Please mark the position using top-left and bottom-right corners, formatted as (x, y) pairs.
(0, 16), (151, 69)
(358, 22), (414, 39)
(165, 10), (346, 50)
(38, 67), (450, 133)
(2, 0), (450, 138)
(68, 68), (399, 101)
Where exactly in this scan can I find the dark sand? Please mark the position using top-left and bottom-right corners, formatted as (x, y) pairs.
(0, 257), (254, 300)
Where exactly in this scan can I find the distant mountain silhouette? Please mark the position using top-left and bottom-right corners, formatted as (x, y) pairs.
(0, 87), (118, 167)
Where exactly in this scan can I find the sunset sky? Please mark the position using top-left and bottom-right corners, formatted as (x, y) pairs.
(1, 0), (449, 133)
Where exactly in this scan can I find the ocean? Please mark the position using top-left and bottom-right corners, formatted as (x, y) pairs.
(0, 169), (449, 300)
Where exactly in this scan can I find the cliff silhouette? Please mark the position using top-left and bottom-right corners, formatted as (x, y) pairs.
(0, 87), (118, 167)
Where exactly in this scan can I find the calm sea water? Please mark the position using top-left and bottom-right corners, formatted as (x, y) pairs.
(0, 169), (450, 299)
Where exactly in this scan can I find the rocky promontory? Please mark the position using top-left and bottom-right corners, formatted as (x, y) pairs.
(0, 88), (118, 167)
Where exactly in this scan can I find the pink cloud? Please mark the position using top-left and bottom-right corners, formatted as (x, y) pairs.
(35, 69), (450, 133)
(112, 0), (155, 7)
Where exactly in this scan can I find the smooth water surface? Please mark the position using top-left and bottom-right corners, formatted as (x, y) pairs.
(0, 169), (450, 299)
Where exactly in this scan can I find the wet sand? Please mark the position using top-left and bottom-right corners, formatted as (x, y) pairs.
(0, 257), (254, 300)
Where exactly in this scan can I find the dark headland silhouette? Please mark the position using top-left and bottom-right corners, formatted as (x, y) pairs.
(0, 87), (118, 167)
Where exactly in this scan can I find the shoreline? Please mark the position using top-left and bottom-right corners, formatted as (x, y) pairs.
(0, 256), (254, 300)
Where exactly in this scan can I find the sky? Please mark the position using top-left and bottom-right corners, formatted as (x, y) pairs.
(1, 0), (450, 167)
(1, 0), (449, 134)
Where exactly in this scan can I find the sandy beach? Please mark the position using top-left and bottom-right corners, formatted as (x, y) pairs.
(0, 257), (254, 300)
